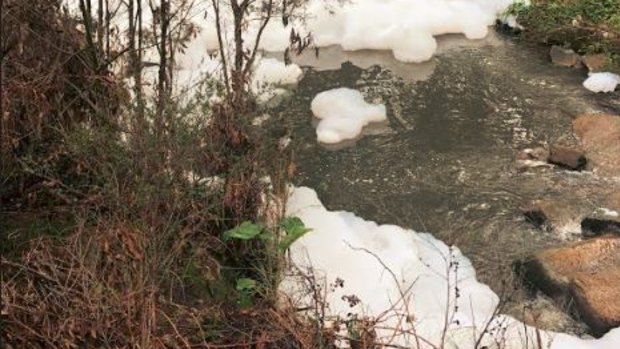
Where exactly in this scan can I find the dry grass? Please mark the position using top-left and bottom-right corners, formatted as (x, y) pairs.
(1, 209), (327, 348)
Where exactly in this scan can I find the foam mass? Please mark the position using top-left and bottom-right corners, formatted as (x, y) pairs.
(583, 72), (620, 93)
(283, 186), (620, 349)
(310, 88), (387, 144)
(259, 0), (524, 63)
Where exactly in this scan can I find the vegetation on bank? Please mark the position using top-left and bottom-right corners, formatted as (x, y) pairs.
(0, 1), (327, 347)
(508, 0), (620, 72)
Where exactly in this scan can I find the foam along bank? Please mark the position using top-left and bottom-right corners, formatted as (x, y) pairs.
(282, 186), (620, 349)
(311, 88), (387, 144)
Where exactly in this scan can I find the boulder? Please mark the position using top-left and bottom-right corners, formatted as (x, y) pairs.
(573, 114), (620, 175)
(582, 53), (607, 72)
(519, 236), (620, 298)
(548, 145), (586, 170)
(569, 267), (620, 336)
(519, 235), (620, 336)
(550, 45), (581, 68)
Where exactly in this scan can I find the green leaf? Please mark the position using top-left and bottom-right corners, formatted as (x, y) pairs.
(223, 221), (263, 241)
(236, 278), (257, 292)
(278, 217), (311, 252)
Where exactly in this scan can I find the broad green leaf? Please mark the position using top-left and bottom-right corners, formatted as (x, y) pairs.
(223, 221), (263, 241)
(236, 278), (257, 292)
(278, 217), (311, 252)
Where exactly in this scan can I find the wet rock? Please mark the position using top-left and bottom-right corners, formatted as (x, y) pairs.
(573, 114), (620, 175)
(520, 236), (620, 297)
(582, 192), (620, 236)
(582, 53), (607, 72)
(550, 45), (581, 68)
(519, 235), (620, 304)
(581, 217), (620, 236)
(521, 199), (586, 238)
(548, 145), (587, 170)
(569, 267), (620, 336)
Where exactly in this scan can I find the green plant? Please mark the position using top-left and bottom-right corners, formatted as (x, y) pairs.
(222, 216), (311, 306)
(236, 277), (258, 307)
(278, 217), (312, 252)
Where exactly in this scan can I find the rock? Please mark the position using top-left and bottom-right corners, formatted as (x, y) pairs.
(519, 236), (620, 298)
(582, 54), (607, 72)
(573, 114), (620, 175)
(582, 192), (620, 236)
(521, 199), (586, 238)
(581, 217), (620, 236)
(548, 145), (587, 170)
(569, 267), (620, 336)
(518, 235), (620, 336)
(550, 45), (581, 68)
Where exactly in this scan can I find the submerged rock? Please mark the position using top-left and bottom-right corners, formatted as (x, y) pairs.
(548, 145), (587, 171)
(550, 45), (580, 68)
(519, 235), (620, 336)
(573, 114), (620, 175)
(521, 199), (586, 238)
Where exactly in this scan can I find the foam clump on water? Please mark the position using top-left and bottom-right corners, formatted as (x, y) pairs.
(283, 186), (620, 349)
(310, 88), (386, 144)
(269, 0), (522, 63)
(583, 72), (620, 93)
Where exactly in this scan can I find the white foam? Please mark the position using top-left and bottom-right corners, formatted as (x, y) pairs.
(283, 186), (620, 348)
(583, 72), (620, 93)
(311, 88), (387, 144)
(292, 0), (521, 63)
(64, 0), (524, 93)
(253, 58), (304, 88)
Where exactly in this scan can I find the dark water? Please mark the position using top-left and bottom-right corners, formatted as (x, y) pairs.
(266, 32), (620, 331)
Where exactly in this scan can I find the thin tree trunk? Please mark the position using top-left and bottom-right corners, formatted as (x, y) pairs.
(212, 0), (231, 98)
(97, 0), (103, 52)
(156, 0), (169, 138)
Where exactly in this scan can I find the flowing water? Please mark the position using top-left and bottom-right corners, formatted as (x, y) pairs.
(265, 31), (620, 331)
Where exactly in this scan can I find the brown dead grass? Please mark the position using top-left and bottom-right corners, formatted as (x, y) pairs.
(1, 218), (326, 349)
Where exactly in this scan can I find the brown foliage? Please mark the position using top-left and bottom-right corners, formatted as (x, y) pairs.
(1, 0), (121, 159)
(1, 219), (323, 349)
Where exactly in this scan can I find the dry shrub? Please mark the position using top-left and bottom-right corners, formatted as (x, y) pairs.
(1, 0), (123, 204)
(1, 217), (324, 349)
